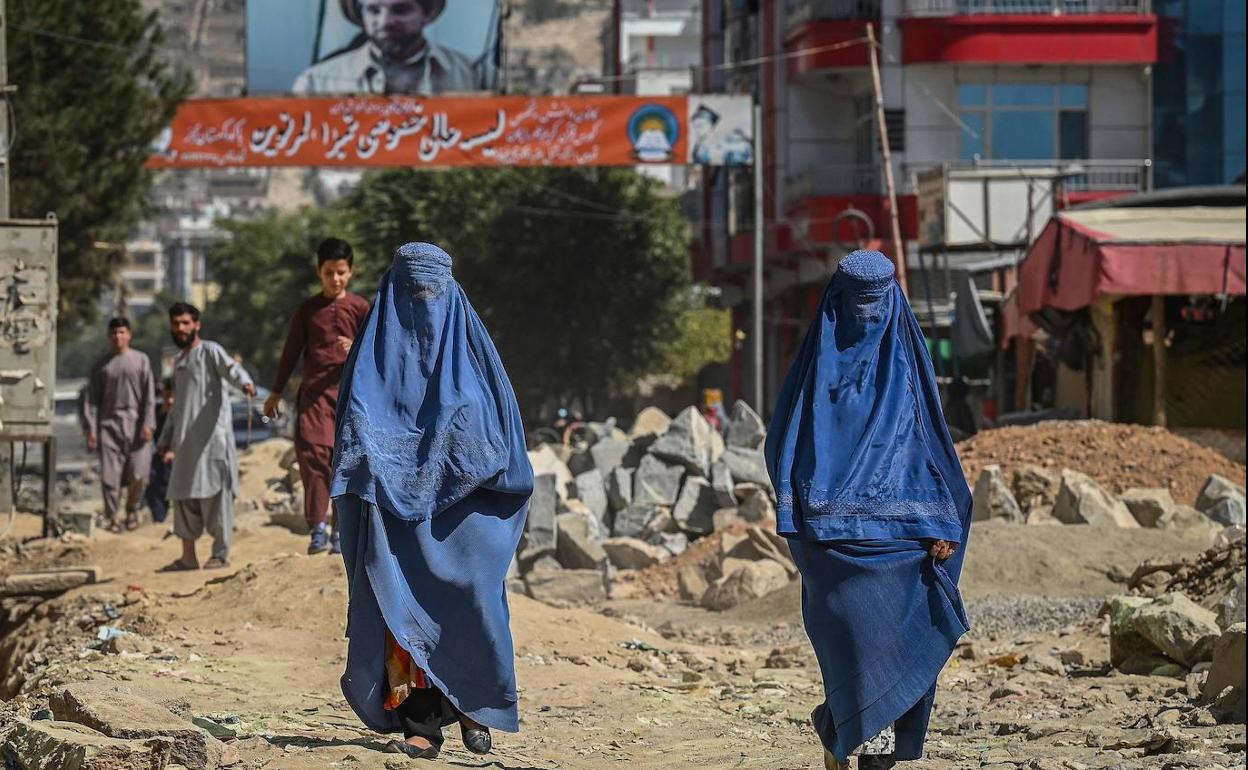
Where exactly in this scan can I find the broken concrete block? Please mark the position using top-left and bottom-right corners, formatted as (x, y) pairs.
(649, 406), (721, 477)
(49, 681), (224, 770)
(1121, 487), (1177, 529)
(725, 400), (767, 449)
(573, 469), (611, 532)
(606, 467), (634, 513)
(1197, 475), (1247, 527)
(3, 720), (171, 770)
(524, 567), (606, 606)
(702, 560), (790, 611)
(54, 509), (95, 538)
(555, 512), (609, 571)
(633, 454), (685, 506)
(528, 444), (573, 501)
(629, 406), (672, 438)
(972, 465), (1024, 523)
(1053, 470), (1139, 528)
(602, 537), (669, 570)
(590, 438), (630, 474)
(673, 477), (720, 536)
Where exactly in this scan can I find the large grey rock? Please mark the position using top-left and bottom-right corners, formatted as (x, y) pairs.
(673, 477), (720, 536)
(726, 527), (798, 578)
(629, 406), (672, 438)
(649, 406), (722, 477)
(1012, 463), (1059, 513)
(702, 560), (791, 611)
(566, 450), (595, 477)
(524, 566), (606, 605)
(3, 720), (172, 770)
(721, 446), (772, 492)
(1218, 571), (1246, 630)
(520, 474), (558, 560)
(648, 530), (688, 556)
(972, 465), (1024, 523)
(573, 469), (611, 531)
(1197, 475), (1247, 527)
(49, 681), (224, 770)
(606, 467), (634, 513)
(710, 461), (737, 508)
(590, 438), (630, 474)
(725, 400), (767, 449)
(633, 455), (685, 506)
(1110, 593), (1222, 670)
(1202, 623), (1246, 708)
(738, 487), (776, 524)
(1121, 487), (1177, 529)
(555, 512), (609, 570)
(528, 444), (573, 501)
(1053, 469), (1139, 528)
(602, 537), (669, 570)
(612, 504), (667, 539)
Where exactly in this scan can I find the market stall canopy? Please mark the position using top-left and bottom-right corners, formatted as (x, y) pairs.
(1017, 205), (1247, 317)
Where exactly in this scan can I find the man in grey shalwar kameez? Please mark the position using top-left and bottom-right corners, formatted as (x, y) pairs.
(84, 317), (156, 533)
(157, 302), (256, 571)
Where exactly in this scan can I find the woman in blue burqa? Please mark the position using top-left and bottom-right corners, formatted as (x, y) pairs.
(765, 250), (972, 770)
(331, 242), (533, 760)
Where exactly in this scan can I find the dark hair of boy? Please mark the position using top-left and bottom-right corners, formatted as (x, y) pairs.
(107, 317), (131, 330)
(317, 237), (354, 268)
(168, 302), (201, 321)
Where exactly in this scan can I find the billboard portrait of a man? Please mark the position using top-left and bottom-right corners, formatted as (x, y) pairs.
(247, 0), (501, 97)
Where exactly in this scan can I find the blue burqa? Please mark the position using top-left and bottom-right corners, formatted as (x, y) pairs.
(764, 250), (972, 762)
(331, 242), (533, 734)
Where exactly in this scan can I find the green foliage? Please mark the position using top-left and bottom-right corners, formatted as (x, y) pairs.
(659, 302), (733, 383)
(8, 0), (189, 331)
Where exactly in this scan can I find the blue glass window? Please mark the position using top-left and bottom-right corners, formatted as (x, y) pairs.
(957, 83), (1088, 160)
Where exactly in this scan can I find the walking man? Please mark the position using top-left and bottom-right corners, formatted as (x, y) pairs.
(84, 317), (156, 533)
(158, 302), (256, 571)
(264, 238), (370, 555)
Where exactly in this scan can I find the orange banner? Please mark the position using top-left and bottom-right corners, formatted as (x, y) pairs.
(148, 95), (705, 169)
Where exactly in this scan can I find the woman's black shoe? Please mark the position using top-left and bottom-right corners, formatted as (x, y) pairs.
(385, 738), (440, 760)
(460, 725), (492, 755)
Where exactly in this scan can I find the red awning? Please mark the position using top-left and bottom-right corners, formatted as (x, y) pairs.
(1017, 206), (1247, 317)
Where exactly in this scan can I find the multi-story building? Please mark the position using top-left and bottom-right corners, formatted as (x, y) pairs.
(1152, 0), (1245, 187)
(605, 0), (703, 188)
(695, 0), (1158, 407)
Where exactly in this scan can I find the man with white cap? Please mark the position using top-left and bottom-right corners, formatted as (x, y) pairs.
(293, 0), (496, 95)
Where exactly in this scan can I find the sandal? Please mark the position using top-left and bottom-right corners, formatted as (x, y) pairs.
(157, 559), (199, 573)
(105, 522), (124, 535)
(125, 511), (141, 531)
(202, 557), (230, 570)
(384, 739), (440, 760)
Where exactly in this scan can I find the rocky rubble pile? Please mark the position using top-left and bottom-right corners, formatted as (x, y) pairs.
(972, 459), (1246, 536)
(515, 403), (791, 610)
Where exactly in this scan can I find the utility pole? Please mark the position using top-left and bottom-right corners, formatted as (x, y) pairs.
(752, 102), (764, 416)
(866, 22), (907, 294)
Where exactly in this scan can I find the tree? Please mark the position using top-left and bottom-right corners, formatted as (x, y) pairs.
(340, 167), (692, 416)
(8, 0), (189, 331)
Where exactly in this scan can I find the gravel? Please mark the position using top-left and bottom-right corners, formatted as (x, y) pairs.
(965, 595), (1103, 638)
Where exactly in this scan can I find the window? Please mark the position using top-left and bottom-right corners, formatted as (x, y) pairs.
(958, 84), (1088, 161)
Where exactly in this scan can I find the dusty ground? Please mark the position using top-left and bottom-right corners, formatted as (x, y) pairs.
(1, 432), (1244, 769)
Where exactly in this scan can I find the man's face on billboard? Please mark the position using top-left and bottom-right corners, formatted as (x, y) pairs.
(362, 0), (430, 60)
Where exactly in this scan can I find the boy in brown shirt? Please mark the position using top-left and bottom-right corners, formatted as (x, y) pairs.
(265, 238), (371, 554)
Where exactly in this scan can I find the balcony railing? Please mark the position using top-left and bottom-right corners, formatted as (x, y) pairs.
(788, 0), (881, 28)
(787, 164), (882, 201)
(904, 0), (1149, 16)
(903, 158), (1153, 192)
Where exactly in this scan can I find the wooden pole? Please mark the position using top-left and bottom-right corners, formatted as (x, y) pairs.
(866, 22), (907, 295)
(1151, 295), (1167, 427)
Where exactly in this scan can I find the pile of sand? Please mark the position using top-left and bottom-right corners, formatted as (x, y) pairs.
(958, 421), (1246, 506)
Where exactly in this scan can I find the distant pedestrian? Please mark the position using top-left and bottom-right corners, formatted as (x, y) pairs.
(145, 378), (175, 524)
(766, 251), (973, 770)
(264, 237), (371, 555)
(157, 302), (256, 571)
(84, 317), (156, 534)
(332, 243), (532, 759)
